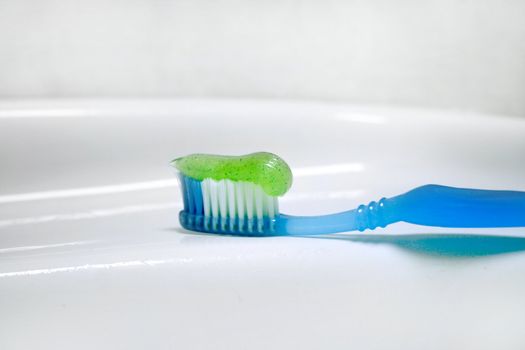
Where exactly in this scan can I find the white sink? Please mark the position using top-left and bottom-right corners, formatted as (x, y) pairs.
(1, 99), (525, 349)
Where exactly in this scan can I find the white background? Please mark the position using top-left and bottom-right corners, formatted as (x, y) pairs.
(1, 0), (524, 116)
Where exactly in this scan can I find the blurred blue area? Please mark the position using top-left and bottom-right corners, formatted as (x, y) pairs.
(321, 233), (525, 257)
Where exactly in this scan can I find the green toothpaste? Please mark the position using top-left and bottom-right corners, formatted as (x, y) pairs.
(171, 152), (292, 196)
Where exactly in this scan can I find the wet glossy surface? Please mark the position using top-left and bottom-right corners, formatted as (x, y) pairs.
(1, 99), (525, 349)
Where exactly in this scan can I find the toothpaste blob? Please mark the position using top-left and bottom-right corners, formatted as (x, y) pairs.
(171, 152), (292, 196)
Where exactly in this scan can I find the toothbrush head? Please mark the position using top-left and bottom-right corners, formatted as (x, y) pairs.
(171, 152), (292, 235)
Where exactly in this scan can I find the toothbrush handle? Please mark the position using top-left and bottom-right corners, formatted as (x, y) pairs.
(387, 184), (525, 228)
(278, 184), (525, 235)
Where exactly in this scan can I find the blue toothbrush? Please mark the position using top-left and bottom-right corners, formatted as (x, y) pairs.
(172, 152), (525, 236)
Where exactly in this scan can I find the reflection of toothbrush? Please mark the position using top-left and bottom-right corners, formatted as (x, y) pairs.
(172, 152), (525, 236)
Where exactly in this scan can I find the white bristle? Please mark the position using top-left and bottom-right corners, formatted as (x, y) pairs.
(201, 179), (211, 217)
(235, 183), (245, 219)
(244, 182), (254, 220)
(208, 180), (219, 218)
(198, 179), (278, 220)
(254, 186), (264, 220)
(266, 195), (275, 219)
(217, 180), (228, 219)
(226, 180), (236, 217)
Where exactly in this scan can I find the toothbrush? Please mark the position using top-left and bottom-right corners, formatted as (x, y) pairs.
(172, 152), (525, 236)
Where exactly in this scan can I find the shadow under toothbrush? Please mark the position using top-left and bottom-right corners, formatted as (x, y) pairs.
(169, 226), (525, 258)
(302, 233), (525, 258)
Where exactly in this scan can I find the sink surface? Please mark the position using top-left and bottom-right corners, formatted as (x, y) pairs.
(1, 99), (524, 349)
